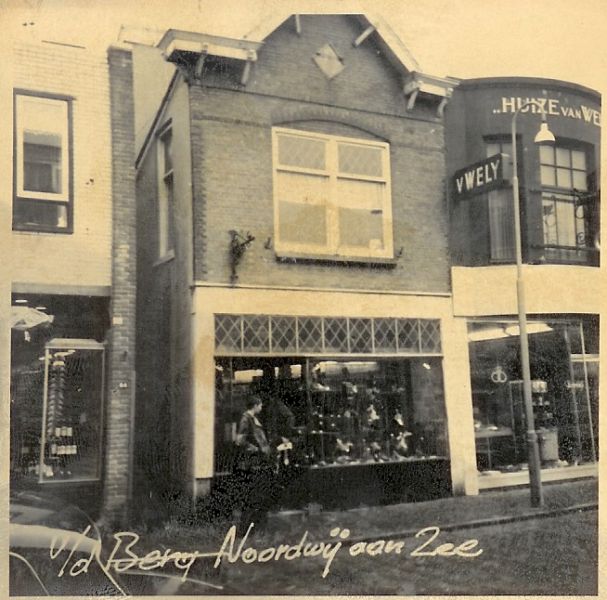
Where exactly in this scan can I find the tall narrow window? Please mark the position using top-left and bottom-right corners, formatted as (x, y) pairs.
(272, 127), (393, 259)
(157, 127), (174, 258)
(14, 93), (71, 231)
(540, 144), (596, 263)
(485, 140), (514, 262)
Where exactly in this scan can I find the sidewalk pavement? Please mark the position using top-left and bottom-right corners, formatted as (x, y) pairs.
(262, 477), (598, 544)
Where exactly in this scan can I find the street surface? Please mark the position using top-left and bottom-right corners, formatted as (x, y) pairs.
(216, 510), (597, 595)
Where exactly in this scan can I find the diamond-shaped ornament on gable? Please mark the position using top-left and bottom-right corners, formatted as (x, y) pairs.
(313, 43), (345, 80)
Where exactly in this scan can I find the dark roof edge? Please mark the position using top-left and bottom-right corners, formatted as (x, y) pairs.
(455, 76), (600, 102)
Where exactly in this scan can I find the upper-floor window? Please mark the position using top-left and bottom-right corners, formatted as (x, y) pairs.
(540, 145), (588, 191)
(157, 127), (174, 259)
(272, 127), (393, 260)
(485, 139), (515, 262)
(14, 93), (72, 232)
(539, 144), (597, 262)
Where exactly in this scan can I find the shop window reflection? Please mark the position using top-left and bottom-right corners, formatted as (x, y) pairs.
(468, 319), (598, 474)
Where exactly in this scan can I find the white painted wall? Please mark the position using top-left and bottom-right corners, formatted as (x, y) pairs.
(11, 41), (112, 289)
(452, 265), (602, 317)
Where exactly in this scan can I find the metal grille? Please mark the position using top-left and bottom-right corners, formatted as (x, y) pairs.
(215, 314), (442, 356)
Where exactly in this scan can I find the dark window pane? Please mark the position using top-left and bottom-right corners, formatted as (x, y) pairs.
(23, 133), (62, 193)
(13, 200), (68, 230)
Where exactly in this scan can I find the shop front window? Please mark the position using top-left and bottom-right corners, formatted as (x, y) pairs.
(214, 356), (449, 474)
(468, 318), (598, 474)
(10, 296), (108, 484)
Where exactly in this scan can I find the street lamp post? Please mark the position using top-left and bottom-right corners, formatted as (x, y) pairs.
(510, 100), (555, 508)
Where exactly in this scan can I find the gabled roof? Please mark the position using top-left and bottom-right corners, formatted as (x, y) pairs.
(139, 12), (457, 168)
(243, 12), (421, 74)
(156, 12), (455, 102)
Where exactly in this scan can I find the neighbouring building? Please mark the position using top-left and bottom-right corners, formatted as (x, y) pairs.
(132, 13), (486, 514)
(8, 37), (137, 523)
(445, 77), (600, 490)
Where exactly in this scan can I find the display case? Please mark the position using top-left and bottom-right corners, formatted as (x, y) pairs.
(215, 357), (449, 473)
(39, 338), (105, 483)
(213, 355), (451, 509)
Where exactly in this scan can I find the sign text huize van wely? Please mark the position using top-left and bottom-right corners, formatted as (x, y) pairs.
(494, 97), (601, 126)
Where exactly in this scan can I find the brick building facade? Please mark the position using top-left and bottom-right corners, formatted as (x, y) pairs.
(8, 39), (136, 524)
(133, 14), (479, 514)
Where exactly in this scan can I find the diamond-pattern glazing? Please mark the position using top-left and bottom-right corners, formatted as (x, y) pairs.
(349, 318), (373, 353)
(397, 319), (419, 352)
(270, 316), (297, 353)
(374, 318), (397, 353)
(214, 315), (442, 356)
(298, 317), (323, 352)
(242, 315), (269, 352)
(419, 319), (442, 353)
(215, 315), (242, 352)
(324, 318), (349, 352)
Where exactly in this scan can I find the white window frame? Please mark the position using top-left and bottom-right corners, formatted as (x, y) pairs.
(157, 127), (174, 259)
(272, 127), (393, 260)
(539, 143), (591, 252)
(15, 94), (70, 203)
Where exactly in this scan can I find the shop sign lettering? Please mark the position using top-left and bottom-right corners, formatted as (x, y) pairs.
(452, 153), (506, 199)
(493, 97), (601, 127)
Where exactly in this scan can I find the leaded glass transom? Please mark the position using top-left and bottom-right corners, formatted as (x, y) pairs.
(397, 319), (419, 352)
(324, 317), (349, 353)
(214, 314), (442, 357)
(242, 315), (269, 352)
(215, 314), (241, 352)
(271, 316), (297, 353)
(298, 317), (324, 353)
(349, 318), (373, 353)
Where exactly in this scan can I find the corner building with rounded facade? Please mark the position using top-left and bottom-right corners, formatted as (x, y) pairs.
(446, 77), (600, 490)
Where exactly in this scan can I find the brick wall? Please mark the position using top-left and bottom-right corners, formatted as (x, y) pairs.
(12, 41), (112, 288)
(189, 15), (450, 293)
(104, 46), (137, 526)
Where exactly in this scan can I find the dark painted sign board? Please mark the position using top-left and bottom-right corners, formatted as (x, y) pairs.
(452, 153), (509, 199)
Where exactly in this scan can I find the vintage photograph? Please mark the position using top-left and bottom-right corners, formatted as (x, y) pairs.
(4, 0), (602, 596)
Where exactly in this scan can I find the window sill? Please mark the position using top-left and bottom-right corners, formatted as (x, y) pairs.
(153, 250), (175, 267)
(13, 225), (73, 235)
(275, 251), (398, 268)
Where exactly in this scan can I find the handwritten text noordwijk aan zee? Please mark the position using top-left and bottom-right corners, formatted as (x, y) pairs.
(47, 522), (483, 582)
